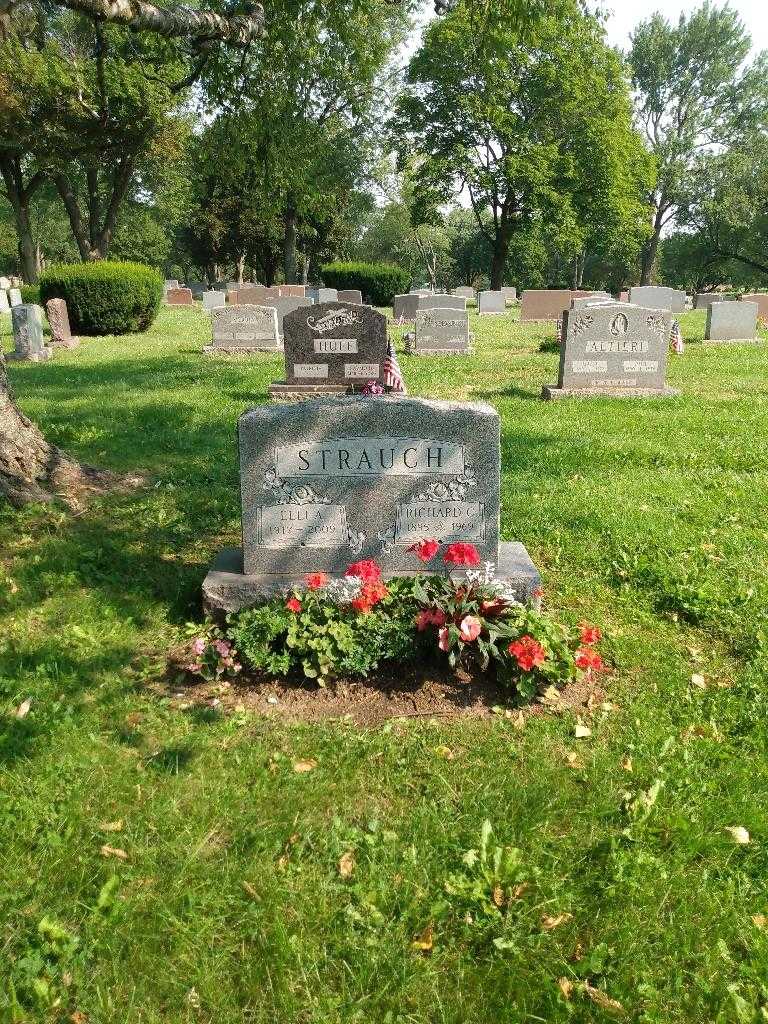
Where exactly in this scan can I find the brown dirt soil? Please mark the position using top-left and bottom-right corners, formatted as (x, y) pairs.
(161, 661), (608, 728)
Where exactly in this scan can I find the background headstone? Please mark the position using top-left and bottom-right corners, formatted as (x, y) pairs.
(478, 291), (505, 314)
(520, 289), (572, 321)
(264, 296), (315, 336)
(453, 286), (475, 300)
(741, 293), (768, 319)
(694, 293), (736, 309)
(278, 285), (306, 298)
(0, 276), (10, 289)
(705, 300), (758, 342)
(316, 288), (338, 303)
(0, 290), (9, 314)
(202, 291), (226, 312)
(234, 286), (268, 305)
(166, 287), (193, 306)
(628, 286), (686, 313)
(8, 288), (22, 307)
(276, 302), (388, 392)
(420, 293), (467, 311)
(543, 302), (676, 398)
(502, 286), (517, 304)
(206, 305), (281, 353)
(8, 304), (51, 361)
(571, 292), (612, 309)
(393, 294), (419, 320)
(338, 289), (363, 305)
(409, 308), (471, 355)
(45, 298), (79, 348)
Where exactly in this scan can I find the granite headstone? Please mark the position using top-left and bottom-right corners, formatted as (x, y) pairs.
(420, 293), (466, 311)
(202, 290), (226, 312)
(393, 294), (419, 321)
(519, 289), (572, 321)
(337, 289), (363, 305)
(478, 290), (505, 314)
(628, 286), (685, 313)
(741, 293), (768, 319)
(502, 286), (517, 304)
(8, 288), (22, 307)
(166, 287), (193, 306)
(453, 286), (475, 300)
(0, 290), (9, 314)
(705, 301), (758, 342)
(408, 308), (471, 355)
(206, 305), (281, 353)
(45, 298), (79, 348)
(8, 304), (51, 361)
(542, 302), (677, 399)
(264, 296), (315, 336)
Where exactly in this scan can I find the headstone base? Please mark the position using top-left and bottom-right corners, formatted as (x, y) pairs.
(202, 543), (542, 618)
(541, 385), (679, 400)
(702, 338), (762, 345)
(268, 381), (358, 400)
(405, 345), (473, 357)
(6, 348), (53, 362)
(203, 345), (282, 355)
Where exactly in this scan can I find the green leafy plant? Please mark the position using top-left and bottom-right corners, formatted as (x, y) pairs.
(19, 284), (40, 304)
(39, 261), (162, 335)
(320, 261), (410, 306)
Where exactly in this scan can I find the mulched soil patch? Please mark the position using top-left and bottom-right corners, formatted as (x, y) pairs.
(160, 662), (607, 728)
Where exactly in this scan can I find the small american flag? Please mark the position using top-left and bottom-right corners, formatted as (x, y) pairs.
(383, 340), (407, 393)
(670, 319), (684, 354)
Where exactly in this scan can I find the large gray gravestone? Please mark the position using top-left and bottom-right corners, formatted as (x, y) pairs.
(202, 397), (540, 611)
(270, 302), (388, 399)
(264, 296), (315, 336)
(8, 288), (22, 307)
(0, 290), (9, 314)
(45, 298), (79, 348)
(502, 286), (517, 304)
(628, 286), (685, 313)
(205, 305), (281, 354)
(478, 290), (505, 314)
(420, 293), (466, 311)
(408, 308), (471, 356)
(393, 294), (419, 321)
(571, 293), (613, 309)
(202, 290), (226, 312)
(705, 301), (758, 343)
(8, 304), (51, 362)
(542, 302), (677, 399)
(453, 286), (475, 301)
(337, 289), (363, 305)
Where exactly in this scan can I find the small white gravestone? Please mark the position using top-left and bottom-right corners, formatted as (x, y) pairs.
(478, 291), (505, 314)
(0, 290), (9, 314)
(8, 288), (22, 307)
(202, 291), (226, 312)
(8, 304), (51, 361)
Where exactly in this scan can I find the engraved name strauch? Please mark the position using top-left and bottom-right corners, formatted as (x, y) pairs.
(275, 438), (466, 478)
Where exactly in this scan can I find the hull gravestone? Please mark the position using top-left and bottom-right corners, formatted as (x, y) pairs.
(202, 396), (540, 612)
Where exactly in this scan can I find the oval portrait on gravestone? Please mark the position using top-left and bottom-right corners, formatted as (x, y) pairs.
(610, 313), (629, 337)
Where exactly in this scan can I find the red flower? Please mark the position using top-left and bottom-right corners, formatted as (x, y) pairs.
(508, 635), (547, 672)
(443, 542), (481, 567)
(352, 597), (373, 615)
(352, 580), (388, 615)
(575, 648), (603, 672)
(533, 587), (544, 600)
(459, 615), (482, 643)
(438, 627), (451, 652)
(416, 608), (448, 631)
(408, 538), (441, 563)
(579, 622), (602, 645)
(305, 572), (329, 590)
(346, 559), (382, 582)
(285, 597), (302, 613)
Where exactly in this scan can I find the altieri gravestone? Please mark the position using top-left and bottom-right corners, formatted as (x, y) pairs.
(205, 305), (281, 353)
(542, 302), (677, 399)
(408, 308), (471, 355)
(202, 396), (540, 611)
(270, 302), (388, 399)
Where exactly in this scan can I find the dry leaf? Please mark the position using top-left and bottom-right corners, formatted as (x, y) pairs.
(241, 881), (260, 900)
(338, 851), (356, 880)
(15, 699), (31, 719)
(574, 723), (592, 739)
(100, 845), (128, 861)
(564, 751), (580, 768)
(752, 914), (768, 929)
(621, 755), (633, 773)
(725, 826), (751, 845)
(412, 923), (434, 952)
(558, 978), (574, 1000)
(293, 759), (317, 773)
(70, 1013), (88, 1024)
(512, 882), (529, 899)
(541, 912), (573, 931)
(492, 884), (505, 908)
(691, 673), (707, 689)
(100, 820), (123, 833)
(584, 982), (624, 1014)
(124, 712), (143, 728)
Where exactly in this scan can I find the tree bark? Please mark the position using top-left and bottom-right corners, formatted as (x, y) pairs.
(0, 156), (42, 283)
(0, 354), (108, 506)
(283, 206), (297, 284)
(490, 221), (513, 291)
(640, 204), (665, 285)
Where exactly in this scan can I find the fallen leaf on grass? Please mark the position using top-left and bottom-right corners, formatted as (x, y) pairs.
(100, 845), (128, 861)
(558, 978), (574, 1000)
(241, 881), (260, 900)
(574, 723), (592, 739)
(412, 923), (434, 952)
(100, 820), (123, 833)
(492, 884), (505, 908)
(564, 751), (581, 768)
(621, 755), (633, 772)
(583, 982), (624, 1014)
(751, 914), (767, 929)
(70, 1013), (87, 1024)
(691, 673), (707, 689)
(15, 699), (31, 719)
(542, 912), (573, 931)
(338, 851), (356, 880)
(724, 826), (751, 845)
(293, 759), (317, 773)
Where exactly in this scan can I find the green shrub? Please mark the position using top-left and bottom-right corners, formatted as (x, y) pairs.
(320, 261), (410, 306)
(20, 285), (40, 304)
(39, 261), (162, 335)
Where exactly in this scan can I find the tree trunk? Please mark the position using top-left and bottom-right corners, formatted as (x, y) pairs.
(0, 156), (41, 283)
(283, 207), (297, 284)
(237, 253), (245, 285)
(489, 223), (512, 291)
(640, 205), (665, 285)
(0, 354), (108, 506)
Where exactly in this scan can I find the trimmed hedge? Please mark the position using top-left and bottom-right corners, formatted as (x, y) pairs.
(39, 261), (163, 335)
(20, 285), (40, 304)
(321, 261), (411, 307)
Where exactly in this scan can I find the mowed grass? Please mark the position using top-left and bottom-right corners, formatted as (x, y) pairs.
(1, 306), (768, 1022)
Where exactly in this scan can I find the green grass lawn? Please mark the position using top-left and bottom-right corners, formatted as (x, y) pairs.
(2, 306), (768, 1022)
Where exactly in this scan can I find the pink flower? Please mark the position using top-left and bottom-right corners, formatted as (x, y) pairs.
(191, 638), (206, 656)
(438, 627), (451, 652)
(575, 648), (603, 672)
(443, 542), (481, 567)
(407, 539), (441, 563)
(214, 640), (231, 657)
(416, 608), (448, 631)
(186, 662), (203, 673)
(459, 615), (482, 643)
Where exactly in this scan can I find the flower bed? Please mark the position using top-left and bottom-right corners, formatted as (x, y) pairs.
(177, 542), (604, 702)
